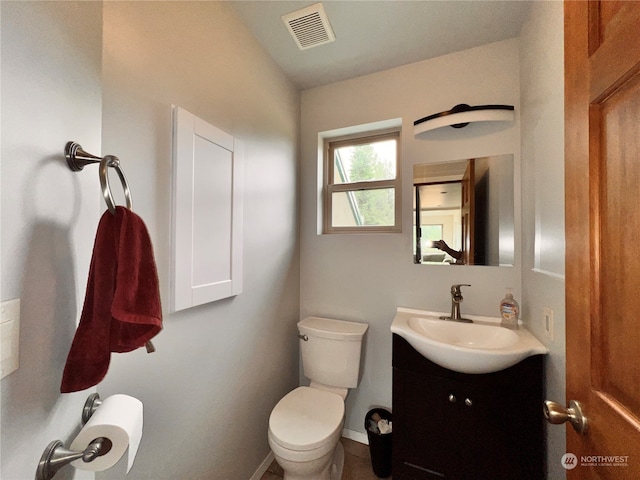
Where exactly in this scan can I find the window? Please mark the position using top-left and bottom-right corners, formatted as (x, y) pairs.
(421, 224), (444, 246)
(324, 130), (401, 233)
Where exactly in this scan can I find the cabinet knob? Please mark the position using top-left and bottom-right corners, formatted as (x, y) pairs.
(465, 398), (473, 407)
(448, 394), (457, 403)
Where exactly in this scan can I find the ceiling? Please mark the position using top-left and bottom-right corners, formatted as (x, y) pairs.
(231, 1), (532, 90)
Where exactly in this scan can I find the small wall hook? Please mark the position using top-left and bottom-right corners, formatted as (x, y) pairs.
(35, 394), (105, 480)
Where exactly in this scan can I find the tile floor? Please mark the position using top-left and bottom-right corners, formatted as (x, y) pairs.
(260, 437), (391, 480)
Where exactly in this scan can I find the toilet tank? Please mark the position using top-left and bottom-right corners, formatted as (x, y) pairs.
(298, 316), (368, 388)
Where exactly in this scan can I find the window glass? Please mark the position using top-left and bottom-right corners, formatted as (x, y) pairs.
(331, 189), (396, 227)
(332, 139), (397, 184)
(422, 224), (443, 245)
(324, 130), (401, 233)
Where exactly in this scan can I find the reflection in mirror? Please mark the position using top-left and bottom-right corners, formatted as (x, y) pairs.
(413, 154), (514, 266)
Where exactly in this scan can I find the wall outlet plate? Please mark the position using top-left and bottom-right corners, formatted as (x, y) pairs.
(543, 306), (554, 341)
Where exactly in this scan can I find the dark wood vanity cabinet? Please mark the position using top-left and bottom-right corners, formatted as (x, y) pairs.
(392, 334), (544, 480)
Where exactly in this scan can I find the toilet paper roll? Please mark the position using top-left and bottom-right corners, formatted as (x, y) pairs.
(70, 394), (143, 473)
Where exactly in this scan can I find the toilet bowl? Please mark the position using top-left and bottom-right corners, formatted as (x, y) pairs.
(268, 317), (368, 480)
(268, 387), (345, 480)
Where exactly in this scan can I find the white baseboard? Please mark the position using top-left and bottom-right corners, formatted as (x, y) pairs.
(250, 450), (275, 480)
(342, 428), (369, 445)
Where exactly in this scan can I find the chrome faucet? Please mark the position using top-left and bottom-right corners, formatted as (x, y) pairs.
(440, 284), (473, 323)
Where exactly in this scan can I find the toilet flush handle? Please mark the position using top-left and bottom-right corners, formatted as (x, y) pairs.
(297, 333), (308, 341)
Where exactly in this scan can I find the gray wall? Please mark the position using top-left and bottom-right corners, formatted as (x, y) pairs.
(1, 2), (102, 479)
(1, 2), (566, 479)
(520, 2), (566, 479)
(299, 7), (566, 474)
(300, 38), (523, 439)
(98, 2), (300, 479)
(1, 2), (300, 479)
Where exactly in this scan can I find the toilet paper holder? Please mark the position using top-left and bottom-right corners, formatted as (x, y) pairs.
(36, 393), (107, 480)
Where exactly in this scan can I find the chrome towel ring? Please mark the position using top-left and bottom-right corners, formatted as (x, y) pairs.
(64, 141), (155, 354)
(65, 141), (132, 214)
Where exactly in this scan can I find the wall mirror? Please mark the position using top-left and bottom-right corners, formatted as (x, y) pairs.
(413, 154), (514, 266)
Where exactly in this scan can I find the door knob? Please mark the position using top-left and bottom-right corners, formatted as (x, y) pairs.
(543, 400), (588, 434)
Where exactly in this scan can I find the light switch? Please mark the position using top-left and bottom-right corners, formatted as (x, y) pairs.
(1, 298), (21, 379)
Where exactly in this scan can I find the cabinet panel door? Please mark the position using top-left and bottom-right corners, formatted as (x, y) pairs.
(455, 375), (543, 480)
(393, 367), (452, 479)
(171, 106), (244, 312)
(454, 381), (505, 480)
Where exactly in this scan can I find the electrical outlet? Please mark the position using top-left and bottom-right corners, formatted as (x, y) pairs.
(543, 307), (554, 340)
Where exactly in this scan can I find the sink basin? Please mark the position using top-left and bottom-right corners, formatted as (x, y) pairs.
(391, 307), (547, 374)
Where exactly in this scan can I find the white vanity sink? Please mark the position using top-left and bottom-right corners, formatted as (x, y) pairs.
(390, 307), (547, 374)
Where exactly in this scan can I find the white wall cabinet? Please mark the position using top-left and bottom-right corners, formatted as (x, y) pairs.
(171, 106), (244, 312)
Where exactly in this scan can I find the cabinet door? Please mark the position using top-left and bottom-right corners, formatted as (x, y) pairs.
(393, 367), (453, 479)
(454, 380), (503, 480)
(454, 378), (543, 480)
(171, 106), (244, 312)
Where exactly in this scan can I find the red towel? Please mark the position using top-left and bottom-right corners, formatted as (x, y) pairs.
(61, 207), (162, 393)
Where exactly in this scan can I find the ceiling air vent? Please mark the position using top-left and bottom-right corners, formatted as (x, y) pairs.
(282, 3), (335, 50)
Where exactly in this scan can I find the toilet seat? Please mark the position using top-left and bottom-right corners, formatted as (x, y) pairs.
(269, 386), (344, 452)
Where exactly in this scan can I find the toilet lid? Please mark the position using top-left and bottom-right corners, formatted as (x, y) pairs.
(269, 387), (344, 451)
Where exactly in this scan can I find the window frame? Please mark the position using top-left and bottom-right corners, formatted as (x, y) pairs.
(323, 129), (401, 234)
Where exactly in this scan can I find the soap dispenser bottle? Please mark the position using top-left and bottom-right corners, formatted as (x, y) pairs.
(500, 288), (520, 329)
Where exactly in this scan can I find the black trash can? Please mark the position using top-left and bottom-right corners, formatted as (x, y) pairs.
(364, 408), (392, 478)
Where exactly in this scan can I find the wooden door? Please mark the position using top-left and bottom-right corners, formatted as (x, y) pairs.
(461, 159), (475, 265)
(565, 1), (640, 478)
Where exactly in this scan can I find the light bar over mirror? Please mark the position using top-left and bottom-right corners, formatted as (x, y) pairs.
(414, 104), (514, 136)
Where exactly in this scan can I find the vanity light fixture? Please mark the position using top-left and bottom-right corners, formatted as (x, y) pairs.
(414, 103), (515, 136)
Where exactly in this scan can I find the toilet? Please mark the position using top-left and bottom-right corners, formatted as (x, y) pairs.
(268, 316), (368, 480)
